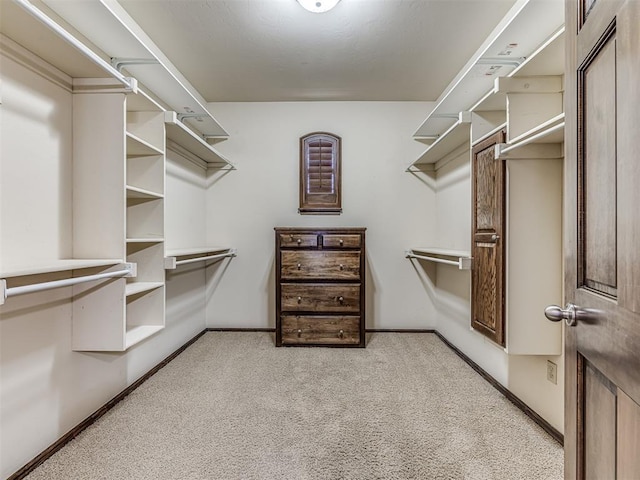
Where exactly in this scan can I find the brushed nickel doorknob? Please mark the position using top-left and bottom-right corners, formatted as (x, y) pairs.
(545, 303), (576, 326)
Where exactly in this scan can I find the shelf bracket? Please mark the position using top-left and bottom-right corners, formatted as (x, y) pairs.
(111, 58), (160, 73)
(0, 279), (6, 306)
(177, 113), (210, 123)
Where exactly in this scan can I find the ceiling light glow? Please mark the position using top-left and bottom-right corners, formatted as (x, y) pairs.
(297, 0), (340, 13)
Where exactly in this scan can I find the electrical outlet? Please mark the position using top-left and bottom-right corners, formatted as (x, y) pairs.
(547, 360), (558, 384)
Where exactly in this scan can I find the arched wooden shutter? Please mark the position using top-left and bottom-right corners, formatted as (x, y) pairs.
(299, 132), (342, 214)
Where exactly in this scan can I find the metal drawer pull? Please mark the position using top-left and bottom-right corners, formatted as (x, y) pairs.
(339, 264), (344, 270)
(297, 238), (301, 245)
(338, 296), (344, 303)
(297, 263), (301, 270)
(490, 234), (499, 242)
(290, 235), (294, 241)
(339, 330), (344, 338)
(297, 296), (302, 303)
(339, 239), (343, 245)
(297, 329), (302, 337)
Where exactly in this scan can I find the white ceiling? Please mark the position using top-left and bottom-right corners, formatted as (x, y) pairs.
(118, 0), (517, 102)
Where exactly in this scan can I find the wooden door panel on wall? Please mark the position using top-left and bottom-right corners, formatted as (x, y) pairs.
(563, 0), (640, 478)
(471, 130), (505, 346)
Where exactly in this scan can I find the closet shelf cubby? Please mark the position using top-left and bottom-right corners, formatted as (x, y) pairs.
(125, 281), (164, 297)
(164, 112), (235, 168)
(405, 248), (472, 270)
(126, 186), (164, 200)
(126, 132), (164, 157)
(42, 0), (228, 139)
(125, 325), (164, 350)
(414, 0), (564, 138)
(164, 247), (237, 270)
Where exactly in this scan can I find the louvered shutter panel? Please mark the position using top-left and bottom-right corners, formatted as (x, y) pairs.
(299, 133), (342, 213)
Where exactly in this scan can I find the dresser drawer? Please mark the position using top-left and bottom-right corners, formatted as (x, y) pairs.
(279, 233), (318, 248)
(322, 234), (361, 248)
(281, 315), (360, 345)
(281, 283), (360, 312)
(281, 251), (360, 280)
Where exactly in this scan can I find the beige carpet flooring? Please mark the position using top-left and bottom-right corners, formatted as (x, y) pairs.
(25, 332), (563, 479)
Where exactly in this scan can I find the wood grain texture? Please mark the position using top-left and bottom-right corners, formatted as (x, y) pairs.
(281, 316), (360, 345)
(617, 0), (640, 313)
(279, 234), (318, 248)
(275, 228), (366, 347)
(281, 283), (360, 313)
(322, 234), (361, 248)
(567, 1), (640, 478)
(582, 33), (617, 295)
(617, 389), (640, 478)
(583, 362), (616, 480)
(281, 251), (360, 280)
(471, 130), (505, 346)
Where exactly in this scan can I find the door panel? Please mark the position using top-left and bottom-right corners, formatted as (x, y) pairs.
(565, 1), (640, 478)
(581, 34), (617, 296)
(471, 131), (505, 346)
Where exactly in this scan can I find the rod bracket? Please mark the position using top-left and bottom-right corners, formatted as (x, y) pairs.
(124, 263), (137, 278)
(111, 58), (160, 73)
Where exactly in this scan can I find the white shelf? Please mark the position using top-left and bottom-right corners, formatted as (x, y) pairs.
(124, 325), (164, 349)
(43, 0), (228, 138)
(414, 0), (564, 137)
(496, 113), (565, 160)
(126, 185), (164, 199)
(164, 112), (234, 168)
(126, 238), (164, 244)
(410, 112), (471, 167)
(126, 132), (164, 157)
(164, 247), (236, 270)
(406, 248), (472, 270)
(0, 259), (124, 279)
(125, 281), (163, 297)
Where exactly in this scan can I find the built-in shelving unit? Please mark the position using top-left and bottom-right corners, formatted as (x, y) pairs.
(405, 248), (472, 270)
(414, 0), (564, 139)
(164, 247), (237, 270)
(406, 1), (565, 355)
(42, 0), (228, 139)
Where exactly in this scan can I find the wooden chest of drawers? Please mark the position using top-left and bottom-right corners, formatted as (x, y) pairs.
(275, 227), (366, 347)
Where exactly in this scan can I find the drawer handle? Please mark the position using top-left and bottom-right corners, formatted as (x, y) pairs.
(339, 330), (344, 338)
(297, 329), (302, 337)
(338, 296), (344, 303)
(297, 296), (302, 303)
(297, 263), (301, 270)
(339, 239), (343, 246)
(339, 264), (344, 271)
(297, 238), (301, 245)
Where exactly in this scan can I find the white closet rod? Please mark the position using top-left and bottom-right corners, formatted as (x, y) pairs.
(14, 0), (134, 91)
(0, 263), (135, 305)
(405, 252), (460, 267)
(174, 250), (237, 267)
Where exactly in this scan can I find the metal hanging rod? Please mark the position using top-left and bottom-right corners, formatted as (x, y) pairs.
(405, 252), (472, 270)
(111, 58), (160, 73)
(0, 263), (136, 305)
(13, 0), (134, 91)
(165, 249), (237, 269)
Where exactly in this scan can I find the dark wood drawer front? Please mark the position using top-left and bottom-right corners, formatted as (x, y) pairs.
(322, 234), (361, 248)
(281, 251), (360, 280)
(281, 316), (360, 345)
(279, 233), (318, 248)
(281, 283), (360, 312)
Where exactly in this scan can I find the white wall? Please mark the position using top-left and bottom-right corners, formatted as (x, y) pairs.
(430, 146), (564, 432)
(204, 101), (438, 330)
(0, 50), (206, 479)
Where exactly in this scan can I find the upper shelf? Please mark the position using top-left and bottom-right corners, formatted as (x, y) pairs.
(164, 112), (235, 168)
(409, 112), (471, 168)
(0, 258), (124, 279)
(414, 0), (564, 137)
(41, 0), (228, 138)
